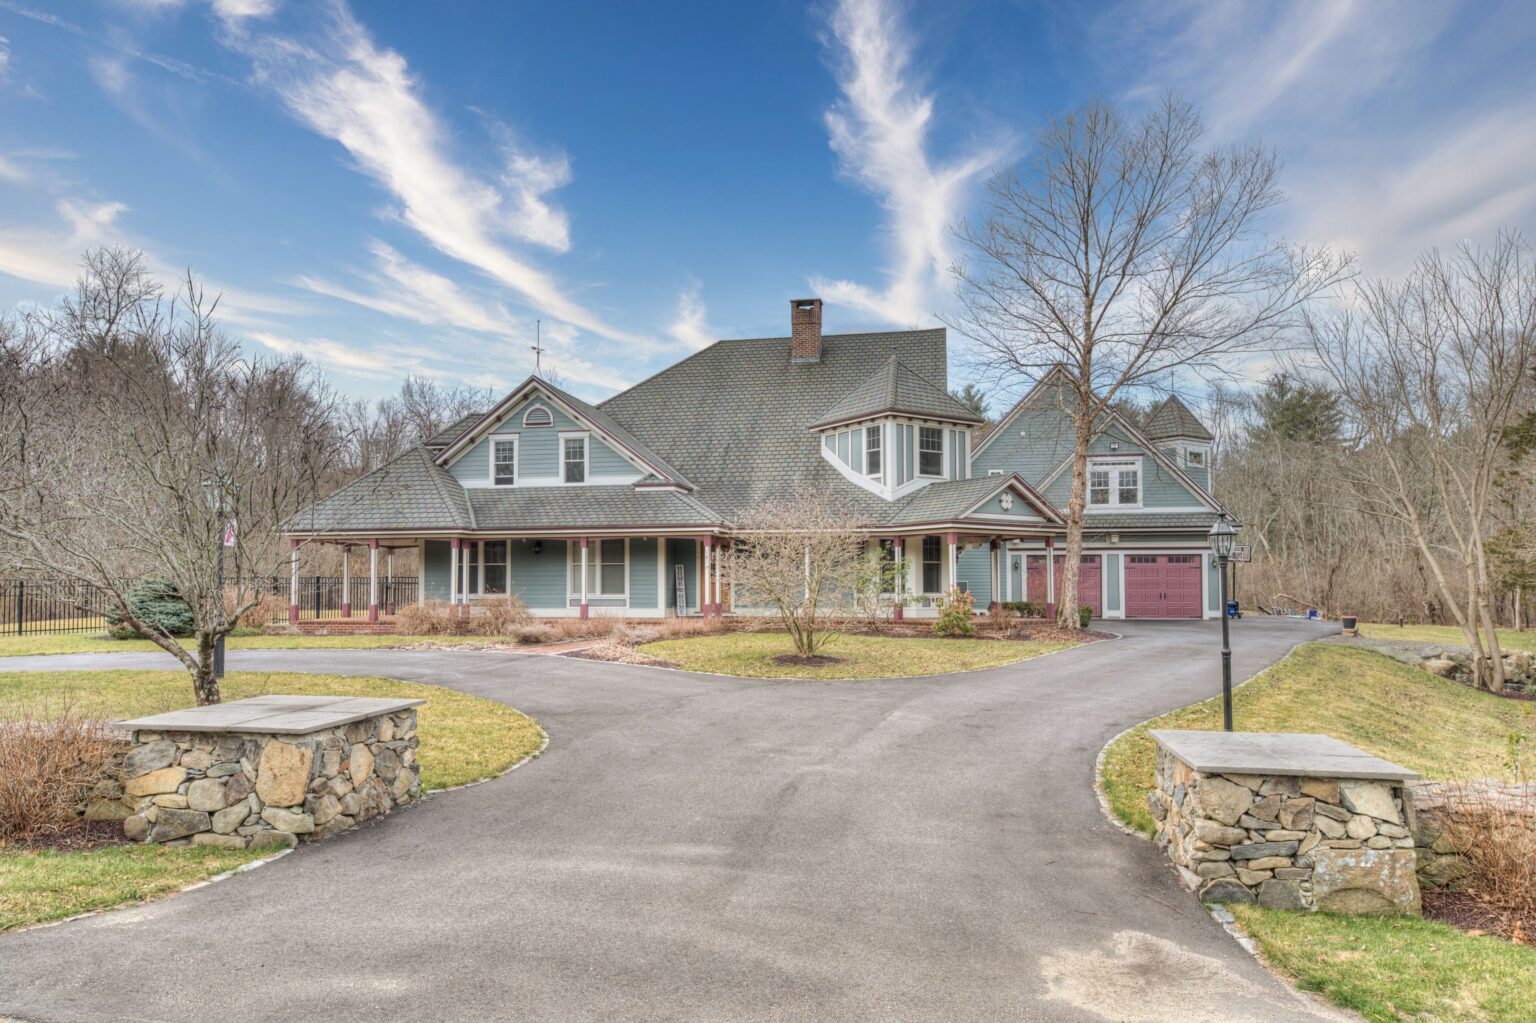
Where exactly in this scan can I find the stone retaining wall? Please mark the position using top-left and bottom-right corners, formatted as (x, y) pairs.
(1151, 745), (1421, 914)
(118, 709), (420, 850)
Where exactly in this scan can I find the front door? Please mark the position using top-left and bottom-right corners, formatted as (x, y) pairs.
(1009, 554), (1024, 602)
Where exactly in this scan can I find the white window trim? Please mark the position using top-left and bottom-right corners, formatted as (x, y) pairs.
(917, 426), (945, 479)
(566, 538), (630, 600)
(488, 435), (519, 487)
(559, 431), (590, 484)
(865, 424), (883, 479)
(1086, 456), (1144, 510)
(522, 403), (554, 428)
(1184, 445), (1209, 468)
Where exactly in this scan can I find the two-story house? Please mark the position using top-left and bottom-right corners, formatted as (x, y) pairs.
(286, 299), (1231, 622)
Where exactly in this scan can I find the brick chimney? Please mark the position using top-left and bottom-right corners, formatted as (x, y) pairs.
(790, 298), (823, 363)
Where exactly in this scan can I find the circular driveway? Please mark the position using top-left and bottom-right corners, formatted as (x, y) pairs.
(0, 619), (1353, 1023)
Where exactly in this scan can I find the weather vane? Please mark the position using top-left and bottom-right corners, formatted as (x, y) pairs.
(530, 319), (545, 375)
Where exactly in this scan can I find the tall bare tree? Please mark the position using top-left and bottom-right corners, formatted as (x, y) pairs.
(0, 248), (347, 705)
(1304, 234), (1536, 691)
(950, 96), (1348, 627)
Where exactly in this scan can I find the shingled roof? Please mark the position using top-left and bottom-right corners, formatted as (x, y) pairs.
(599, 330), (951, 520)
(288, 447), (473, 532)
(809, 355), (983, 430)
(1143, 396), (1213, 442)
(425, 413), (483, 450)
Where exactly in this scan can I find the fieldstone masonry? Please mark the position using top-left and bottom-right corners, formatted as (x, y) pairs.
(1149, 730), (1422, 914)
(116, 695), (424, 850)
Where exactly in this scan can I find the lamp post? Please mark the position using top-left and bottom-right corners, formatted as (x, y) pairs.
(1209, 515), (1237, 731)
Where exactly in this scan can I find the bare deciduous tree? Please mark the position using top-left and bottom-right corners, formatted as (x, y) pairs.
(728, 488), (866, 657)
(1304, 233), (1536, 691)
(950, 95), (1349, 628)
(0, 249), (347, 705)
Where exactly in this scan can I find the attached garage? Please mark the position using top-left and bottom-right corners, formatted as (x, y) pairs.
(1124, 554), (1203, 618)
(1026, 554), (1102, 617)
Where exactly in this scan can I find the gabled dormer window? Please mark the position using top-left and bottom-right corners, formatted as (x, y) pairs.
(865, 426), (882, 477)
(562, 434), (588, 483)
(1088, 458), (1140, 508)
(491, 438), (517, 486)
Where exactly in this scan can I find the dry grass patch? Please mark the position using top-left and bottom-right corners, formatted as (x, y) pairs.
(1360, 623), (1536, 654)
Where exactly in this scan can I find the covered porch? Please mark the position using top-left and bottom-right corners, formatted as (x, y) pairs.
(283, 531), (735, 623)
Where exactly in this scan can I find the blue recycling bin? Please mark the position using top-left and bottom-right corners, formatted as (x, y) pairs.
(1225, 599), (1242, 619)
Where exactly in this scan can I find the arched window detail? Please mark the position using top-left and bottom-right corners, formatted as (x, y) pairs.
(523, 404), (554, 428)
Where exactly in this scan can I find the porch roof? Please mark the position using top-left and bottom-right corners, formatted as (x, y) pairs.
(879, 475), (1059, 530)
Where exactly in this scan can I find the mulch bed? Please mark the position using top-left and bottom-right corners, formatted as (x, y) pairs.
(565, 646), (681, 669)
(772, 654), (848, 668)
(1423, 888), (1535, 945)
(3, 820), (131, 854)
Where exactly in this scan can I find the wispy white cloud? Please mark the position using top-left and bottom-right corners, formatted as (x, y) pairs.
(246, 329), (401, 379)
(295, 239), (526, 339)
(220, 3), (646, 346)
(0, 34), (11, 80)
(1100, 0), (1536, 272)
(811, 0), (1004, 326)
(211, 0), (279, 24)
(666, 278), (714, 350)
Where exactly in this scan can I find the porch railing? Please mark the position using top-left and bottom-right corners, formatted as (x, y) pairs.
(0, 576), (421, 635)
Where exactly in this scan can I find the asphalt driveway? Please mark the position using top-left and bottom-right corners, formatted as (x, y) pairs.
(0, 619), (1352, 1023)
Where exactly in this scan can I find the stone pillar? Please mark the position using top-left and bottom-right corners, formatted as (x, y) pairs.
(288, 539), (300, 626)
(1044, 535), (1056, 623)
(892, 537), (904, 622)
(579, 537), (590, 620)
(368, 539), (380, 623)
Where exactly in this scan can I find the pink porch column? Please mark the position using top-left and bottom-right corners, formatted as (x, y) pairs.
(288, 539), (300, 625)
(368, 539), (380, 623)
(1044, 534), (1056, 624)
(579, 537), (590, 619)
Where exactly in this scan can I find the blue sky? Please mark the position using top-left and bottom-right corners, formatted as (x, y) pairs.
(1, 0), (1533, 402)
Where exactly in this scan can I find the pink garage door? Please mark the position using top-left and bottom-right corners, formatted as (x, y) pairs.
(1125, 554), (1204, 618)
(1025, 555), (1102, 617)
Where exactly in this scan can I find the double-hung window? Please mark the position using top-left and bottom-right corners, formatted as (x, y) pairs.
(492, 439), (517, 486)
(1088, 459), (1140, 508)
(570, 540), (626, 598)
(865, 425), (882, 477)
(482, 540), (508, 595)
(921, 535), (943, 593)
(918, 426), (944, 477)
(562, 436), (587, 483)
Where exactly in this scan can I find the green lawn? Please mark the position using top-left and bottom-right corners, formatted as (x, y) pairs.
(0, 632), (510, 658)
(0, 845), (269, 932)
(1359, 622), (1536, 653)
(1101, 643), (1534, 838)
(638, 631), (1075, 679)
(1098, 642), (1536, 1023)
(1230, 905), (1536, 1023)
(1, 669), (544, 930)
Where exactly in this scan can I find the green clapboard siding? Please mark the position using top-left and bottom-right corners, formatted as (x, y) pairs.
(507, 540), (567, 607)
(629, 538), (659, 607)
(423, 540), (451, 600)
(956, 546), (994, 605)
(448, 394), (640, 484)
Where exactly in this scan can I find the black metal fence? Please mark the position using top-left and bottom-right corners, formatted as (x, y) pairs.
(0, 576), (422, 636)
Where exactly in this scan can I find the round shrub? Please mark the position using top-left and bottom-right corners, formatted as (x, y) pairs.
(105, 579), (194, 639)
(933, 587), (977, 638)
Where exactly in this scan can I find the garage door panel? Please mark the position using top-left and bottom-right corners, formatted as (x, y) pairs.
(1125, 554), (1202, 618)
(1024, 555), (1102, 617)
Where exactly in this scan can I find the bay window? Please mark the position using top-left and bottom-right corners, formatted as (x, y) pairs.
(918, 426), (944, 477)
